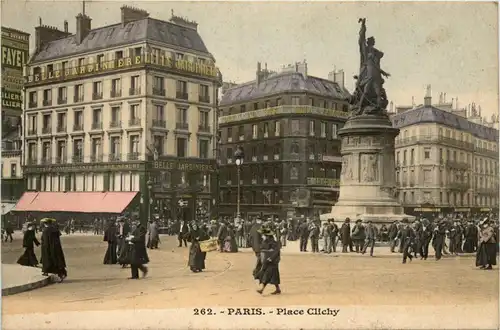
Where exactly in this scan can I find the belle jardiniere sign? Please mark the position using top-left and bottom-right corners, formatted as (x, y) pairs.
(25, 53), (219, 83)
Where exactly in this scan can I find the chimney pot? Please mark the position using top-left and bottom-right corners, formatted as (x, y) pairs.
(64, 20), (68, 33)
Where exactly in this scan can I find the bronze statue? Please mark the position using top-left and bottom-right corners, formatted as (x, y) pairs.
(349, 18), (390, 117)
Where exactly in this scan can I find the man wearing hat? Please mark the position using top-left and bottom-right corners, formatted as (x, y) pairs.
(340, 218), (352, 253)
(361, 220), (377, 256)
(432, 219), (447, 260)
(351, 219), (366, 253)
(256, 226), (282, 295)
(397, 218), (415, 264)
(476, 218), (496, 270)
(419, 218), (433, 260)
(388, 220), (399, 253)
(250, 217), (263, 279)
(298, 219), (310, 252)
(40, 218), (68, 281)
(17, 221), (40, 267)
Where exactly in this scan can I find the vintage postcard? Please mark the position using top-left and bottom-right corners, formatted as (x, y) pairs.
(1, 0), (498, 329)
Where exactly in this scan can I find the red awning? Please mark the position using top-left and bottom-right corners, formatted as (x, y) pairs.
(13, 192), (138, 213)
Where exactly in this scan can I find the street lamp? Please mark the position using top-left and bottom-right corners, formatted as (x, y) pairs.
(234, 146), (244, 219)
(147, 179), (153, 222)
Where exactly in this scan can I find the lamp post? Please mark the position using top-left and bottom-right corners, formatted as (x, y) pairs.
(147, 179), (153, 222)
(234, 146), (244, 219)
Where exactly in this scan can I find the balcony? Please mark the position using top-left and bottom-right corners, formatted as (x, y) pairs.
(28, 101), (37, 108)
(42, 99), (52, 106)
(198, 125), (210, 133)
(153, 119), (166, 128)
(110, 121), (122, 128)
(91, 122), (103, 130)
(41, 158), (52, 165)
(42, 126), (52, 134)
(128, 152), (140, 161)
(176, 122), (189, 130)
(27, 129), (37, 136)
(153, 88), (166, 96)
(109, 154), (121, 162)
(199, 95), (210, 103)
(322, 155), (342, 162)
(446, 160), (469, 170)
(306, 177), (340, 188)
(449, 182), (470, 191)
(55, 157), (66, 164)
(27, 158), (38, 165)
(129, 88), (141, 96)
(74, 95), (84, 103)
(90, 154), (103, 162)
(176, 91), (188, 100)
(129, 118), (141, 126)
(57, 98), (67, 105)
(476, 187), (499, 196)
(475, 147), (497, 158)
(72, 155), (84, 163)
(92, 93), (103, 100)
(73, 124), (83, 131)
(111, 90), (122, 98)
(56, 125), (67, 133)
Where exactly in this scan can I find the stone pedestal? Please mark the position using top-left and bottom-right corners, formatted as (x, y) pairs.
(320, 114), (414, 226)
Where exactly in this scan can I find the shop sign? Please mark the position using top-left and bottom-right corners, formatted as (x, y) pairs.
(25, 162), (142, 173)
(152, 160), (215, 172)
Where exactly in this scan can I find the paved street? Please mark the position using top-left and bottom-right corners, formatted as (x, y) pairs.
(2, 233), (497, 318)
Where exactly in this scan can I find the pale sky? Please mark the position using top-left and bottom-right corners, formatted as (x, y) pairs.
(2, 1), (499, 119)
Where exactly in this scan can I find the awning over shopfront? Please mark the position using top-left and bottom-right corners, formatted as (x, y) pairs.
(1, 203), (16, 215)
(13, 192), (138, 213)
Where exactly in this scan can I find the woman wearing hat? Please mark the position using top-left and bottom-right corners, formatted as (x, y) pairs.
(476, 218), (497, 270)
(40, 218), (68, 281)
(255, 227), (281, 295)
(187, 223), (210, 273)
(17, 222), (40, 267)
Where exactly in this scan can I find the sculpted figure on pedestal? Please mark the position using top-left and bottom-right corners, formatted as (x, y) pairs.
(360, 154), (379, 182)
(349, 18), (390, 117)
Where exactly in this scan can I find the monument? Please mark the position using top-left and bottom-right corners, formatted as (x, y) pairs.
(320, 18), (413, 225)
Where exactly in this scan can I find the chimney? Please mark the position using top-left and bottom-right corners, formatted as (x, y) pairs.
(256, 62), (262, 85)
(412, 96), (415, 108)
(169, 10), (197, 31)
(333, 69), (345, 89)
(456, 97), (458, 110)
(444, 92), (447, 103)
(121, 6), (150, 26)
(35, 20), (71, 51)
(439, 92), (443, 104)
(424, 84), (432, 106)
(64, 20), (68, 33)
(76, 13), (92, 44)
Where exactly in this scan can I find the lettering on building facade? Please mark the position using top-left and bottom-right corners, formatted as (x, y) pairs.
(152, 160), (215, 172)
(26, 53), (219, 83)
(24, 162), (143, 174)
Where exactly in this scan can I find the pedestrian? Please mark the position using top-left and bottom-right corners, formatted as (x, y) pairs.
(476, 218), (496, 270)
(321, 222), (332, 253)
(256, 227), (281, 295)
(351, 219), (365, 253)
(298, 219), (309, 252)
(340, 218), (351, 253)
(361, 220), (377, 256)
(147, 219), (160, 249)
(309, 220), (320, 253)
(103, 221), (118, 264)
(279, 220), (288, 247)
(178, 219), (189, 248)
(127, 223), (149, 279)
(329, 220), (339, 252)
(419, 219), (433, 260)
(250, 217), (263, 279)
(463, 220), (478, 253)
(432, 220), (447, 261)
(40, 218), (67, 282)
(17, 222), (40, 267)
(3, 220), (14, 242)
(187, 222), (209, 273)
(216, 221), (228, 252)
(398, 219), (415, 264)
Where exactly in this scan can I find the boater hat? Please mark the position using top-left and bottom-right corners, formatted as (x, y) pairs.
(40, 218), (56, 223)
(258, 226), (274, 236)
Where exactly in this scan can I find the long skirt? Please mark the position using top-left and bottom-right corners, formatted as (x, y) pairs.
(188, 242), (206, 271)
(256, 262), (280, 285)
(17, 248), (39, 267)
(476, 242), (497, 267)
(223, 237), (238, 253)
(103, 242), (118, 264)
(463, 238), (476, 253)
(119, 243), (132, 265)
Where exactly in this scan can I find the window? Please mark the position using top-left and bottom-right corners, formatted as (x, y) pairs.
(176, 81), (188, 99)
(199, 139), (209, 158)
(309, 120), (315, 136)
(43, 89), (52, 105)
(199, 85), (209, 103)
(42, 114), (51, 130)
(91, 138), (102, 158)
(291, 97), (300, 105)
(177, 137), (187, 157)
(56, 112), (66, 131)
(253, 103), (259, 110)
(73, 139), (83, 158)
(74, 84), (84, 102)
(134, 47), (142, 57)
(153, 76), (165, 94)
(252, 124), (258, 139)
(28, 143), (36, 162)
(29, 91), (37, 106)
(240, 104), (246, 113)
(275, 121), (281, 136)
(410, 149), (414, 164)
(111, 107), (121, 125)
(424, 148), (431, 159)
(227, 127), (233, 141)
(78, 58), (85, 67)
(153, 136), (164, 155)
(74, 110), (83, 128)
(93, 81), (103, 99)
(42, 141), (51, 161)
(10, 164), (17, 177)
(291, 120), (300, 133)
(129, 135), (140, 155)
(156, 105), (165, 120)
(332, 124), (338, 139)
(92, 109), (102, 128)
(130, 76), (139, 91)
(238, 125), (244, 139)
(110, 137), (121, 157)
(58, 87), (67, 103)
(290, 143), (299, 154)
(320, 122), (326, 137)
(176, 53), (184, 60)
(61, 61), (68, 72)
(199, 111), (209, 130)
(111, 78), (121, 96)
(177, 108), (187, 123)
(57, 141), (66, 162)
(97, 54), (104, 65)
(263, 123), (269, 136)
(130, 104), (139, 119)
(403, 150), (407, 165)
(290, 165), (299, 180)
(226, 147), (233, 160)
(309, 98), (314, 106)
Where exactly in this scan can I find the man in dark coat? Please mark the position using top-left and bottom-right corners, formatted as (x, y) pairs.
(178, 219), (189, 247)
(419, 219), (433, 260)
(103, 221), (118, 264)
(361, 220), (377, 256)
(17, 222), (40, 267)
(309, 220), (320, 253)
(40, 219), (67, 281)
(3, 220), (14, 242)
(128, 223), (149, 279)
(329, 220), (339, 252)
(398, 219), (415, 264)
(249, 218), (263, 279)
(432, 220), (447, 261)
(217, 221), (228, 252)
(463, 220), (478, 253)
(298, 219), (310, 252)
(340, 218), (351, 253)
(351, 219), (366, 253)
(388, 221), (399, 252)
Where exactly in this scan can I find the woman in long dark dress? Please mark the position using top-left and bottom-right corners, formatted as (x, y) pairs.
(256, 227), (281, 295)
(17, 222), (40, 267)
(476, 219), (497, 270)
(128, 224), (149, 279)
(117, 219), (131, 268)
(223, 224), (239, 253)
(40, 218), (68, 282)
(103, 222), (118, 264)
(188, 223), (210, 273)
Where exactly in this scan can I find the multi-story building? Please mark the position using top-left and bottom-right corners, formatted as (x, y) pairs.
(1, 27), (30, 215)
(391, 86), (499, 215)
(19, 6), (221, 221)
(218, 62), (351, 219)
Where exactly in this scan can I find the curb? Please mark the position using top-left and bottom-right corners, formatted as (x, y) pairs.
(2, 274), (56, 296)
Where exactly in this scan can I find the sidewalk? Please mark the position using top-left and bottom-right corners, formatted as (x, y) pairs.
(2, 264), (56, 296)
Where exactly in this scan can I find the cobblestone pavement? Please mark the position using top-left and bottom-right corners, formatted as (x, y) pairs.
(2, 234), (498, 321)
